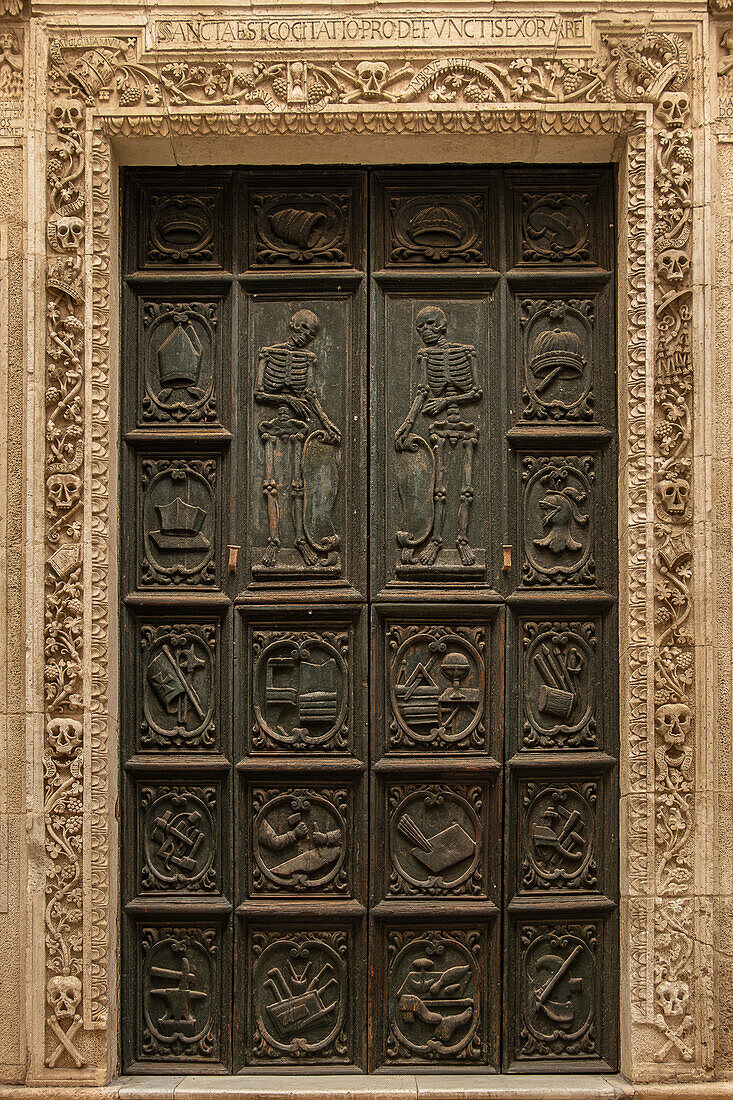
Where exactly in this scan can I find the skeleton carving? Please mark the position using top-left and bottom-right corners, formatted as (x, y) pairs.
(656, 91), (689, 128)
(395, 306), (482, 567)
(47, 214), (84, 252)
(255, 309), (341, 568)
(656, 247), (690, 284)
(47, 974), (82, 1019)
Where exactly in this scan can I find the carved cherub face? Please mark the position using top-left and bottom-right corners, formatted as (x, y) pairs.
(289, 309), (319, 348)
(416, 306), (448, 346)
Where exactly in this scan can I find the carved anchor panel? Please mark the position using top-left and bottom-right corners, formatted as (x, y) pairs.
(519, 192), (594, 264)
(383, 929), (484, 1065)
(521, 455), (596, 587)
(139, 621), (218, 751)
(386, 783), (485, 897)
(517, 922), (599, 1062)
(386, 623), (486, 752)
(138, 924), (222, 1064)
(250, 929), (351, 1065)
(250, 786), (350, 896)
(386, 191), (487, 265)
(142, 189), (224, 268)
(139, 457), (218, 588)
(142, 301), (218, 425)
(520, 299), (595, 422)
(251, 628), (350, 752)
(251, 191), (351, 267)
(393, 305), (485, 578)
(522, 620), (598, 750)
(250, 304), (345, 580)
(139, 784), (220, 894)
(519, 781), (598, 892)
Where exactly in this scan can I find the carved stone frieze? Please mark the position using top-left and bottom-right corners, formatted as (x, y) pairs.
(35, 20), (703, 1080)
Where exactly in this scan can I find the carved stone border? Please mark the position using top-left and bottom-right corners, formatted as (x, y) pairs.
(34, 24), (706, 1083)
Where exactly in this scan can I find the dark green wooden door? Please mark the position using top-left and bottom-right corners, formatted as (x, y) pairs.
(120, 167), (618, 1075)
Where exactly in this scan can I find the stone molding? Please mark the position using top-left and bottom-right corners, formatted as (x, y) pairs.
(32, 17), (705, 1084)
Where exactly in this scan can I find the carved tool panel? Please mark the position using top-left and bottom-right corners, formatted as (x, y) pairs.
(120, 167), (617, 1075)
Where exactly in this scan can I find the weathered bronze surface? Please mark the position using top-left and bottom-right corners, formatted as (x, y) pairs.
(120, 167), (618, 1074)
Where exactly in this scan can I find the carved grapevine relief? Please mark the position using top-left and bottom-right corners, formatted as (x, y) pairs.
(142, 301), (218, 424)
(388, 783), (483, 896)
(386, 930), (482, 1063)
(395, 306), (483, 573)
(140, 925), (219, 1062)
(251, 930), (349, 1062)
(254, 309), (342, 575)
(521, 299), (594, 422)
(252, 192), (349, 266)
(140, 458), (217, 588)
(522, 621), (597, 750)
(520, 781), (598, 891)
(40, 23), (700, 1076)
(252, 629), (349, 752)
(387, 623), (486, 751)
(251, 787), (349, 895)
(519, 923), (597, 1060)
(522, 455), (595, 586)
(388, 192), (486, 264)
(140, 785), (219, 893)
(140, 622), (217, 750)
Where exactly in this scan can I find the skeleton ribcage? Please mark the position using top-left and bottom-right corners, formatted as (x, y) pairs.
(424, 345), (475, 393)
(261, 347), (313, 393)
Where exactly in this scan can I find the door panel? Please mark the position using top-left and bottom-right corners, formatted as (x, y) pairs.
(120, 166), (618, 1075)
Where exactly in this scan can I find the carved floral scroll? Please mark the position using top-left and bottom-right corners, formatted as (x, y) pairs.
(40, 25), (703, 1079)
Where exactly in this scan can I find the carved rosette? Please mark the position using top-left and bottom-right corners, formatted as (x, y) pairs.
(41, 24), (704, 1077)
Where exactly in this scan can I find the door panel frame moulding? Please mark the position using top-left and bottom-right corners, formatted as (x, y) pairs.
(27, 13), (711, 1086)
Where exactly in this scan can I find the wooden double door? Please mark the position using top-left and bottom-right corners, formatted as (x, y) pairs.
(120, 166), (618, 1074)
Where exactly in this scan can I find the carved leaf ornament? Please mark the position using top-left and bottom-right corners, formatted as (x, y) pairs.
(42, 25), (698, 1074)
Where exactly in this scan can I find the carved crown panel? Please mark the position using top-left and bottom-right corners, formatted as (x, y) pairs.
(140, 187), (227, 270)
(385, 190), (488, 265)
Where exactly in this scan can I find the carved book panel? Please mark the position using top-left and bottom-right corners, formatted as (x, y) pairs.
(239, 778), (365, 902)
(238, 921), (367, 1070)
(236, 606), (366, 761)
(242, 293), (365, 591)
(382, 188), (490, 267)
(370, 921), (499, 1070)
(374, 777), (500, 902)
(374, 294), (495, 590)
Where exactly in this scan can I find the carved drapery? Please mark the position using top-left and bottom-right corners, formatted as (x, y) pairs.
(39, 26), (702, 1080)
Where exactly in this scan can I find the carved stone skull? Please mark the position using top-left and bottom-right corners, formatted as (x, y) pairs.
(656, 247), (690, 284)
(658, 978), (690, 1020)
(658, 475), (690, 515)
(48, 215), (84, 253)
(355, 60), (390, 98)
(47, 716), (83, 755)
(47, 974), (82, 1020)
(47, 472), (81, 513)
(655, 702), (692, 746)
(656, 91), (689, 128)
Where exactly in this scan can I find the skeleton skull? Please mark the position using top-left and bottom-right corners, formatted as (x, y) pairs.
(47, 472), (81, 513)
(656, 702), (692, 746)
(656, 91), (689, 128)
(656, 247), (690, 284)
(47, 716), (83, 755)
(658, 978), (690, 1020)
(47, 974), (82, 1020)
(288, 308), (319, 347)
(658, 475), (690, 515)
(47, 215), (84, 253)
(416, 305), (448, 346)
(355, 60), (390, 98)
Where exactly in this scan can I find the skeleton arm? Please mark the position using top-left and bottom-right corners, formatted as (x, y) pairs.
(305, 355), (341, 445)
(395, 350), (429, 450)
(254, 349), (310, 417)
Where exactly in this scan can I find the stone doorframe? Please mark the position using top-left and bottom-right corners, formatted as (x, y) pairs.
(27, 11), (711, 1087)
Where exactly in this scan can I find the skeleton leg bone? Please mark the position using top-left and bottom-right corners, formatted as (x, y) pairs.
(290, 435), (317, 566)
(420, 437), (446, 566)
(261, 435), (280, 566)
(456, 436), (477, 566)
(47, 1016), (85, 1069)
(653, 1013), (693, 1062)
